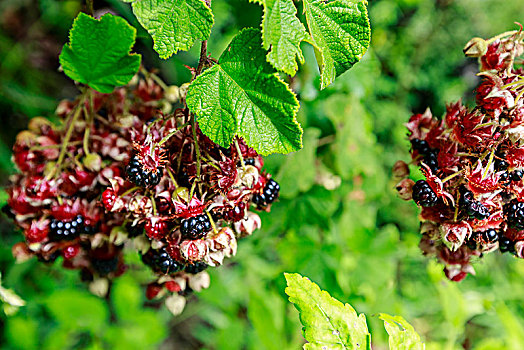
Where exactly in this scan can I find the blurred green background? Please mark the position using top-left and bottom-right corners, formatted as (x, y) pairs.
(1, 0), (524, 349)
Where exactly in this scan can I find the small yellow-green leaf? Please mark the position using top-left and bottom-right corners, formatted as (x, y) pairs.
(285, 273), (370, 349)
(379, 313), (425, 350)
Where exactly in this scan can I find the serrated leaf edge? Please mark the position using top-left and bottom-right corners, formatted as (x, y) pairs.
(284, 273), (369, 349)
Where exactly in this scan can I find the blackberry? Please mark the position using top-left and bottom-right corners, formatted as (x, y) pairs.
(423, 150), (439, 173)
(184, 261), (208, 274)
(504, 199), (524, 229)
(141, 248), (182, 274)
(126, 223), (144, 238)
(495, 158), (509, 171)
(465, 201), (490, 220)
(80, 269), (94, 282)
(49, 215), (84, 241)
(510, 170), (523, 182)
(412, 180), (438, 207)
(499, 237), (515, 253)
(176, 169), (192, 188)
(252, 179), (280, 207)
(411, 139), (431, 154)
(482, 229), (499, 243)
(239, 158), (256, 166)
(180, 214), (211, 239)
(499, 172), (509, 183)
(460, 189), (474, 205)
(126, 155), (163, 188)
(466, 233), (478, 250)
(92, 257), (119, 275)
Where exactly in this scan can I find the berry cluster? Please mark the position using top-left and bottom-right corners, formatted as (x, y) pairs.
(395, 30), (524, 282)
(5, 71), (280, 314)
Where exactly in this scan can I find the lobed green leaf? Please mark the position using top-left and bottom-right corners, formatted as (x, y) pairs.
(253, 0), (309, 75)
(124, 0), (214, 59)
(284, 273), (371, 350)
(186, 28), (302, 155)
(302, 0), (370, 89)
(59, 13), (141, 93)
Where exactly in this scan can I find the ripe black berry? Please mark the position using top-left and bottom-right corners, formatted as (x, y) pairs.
(423, 151), (439, 173)
(499, 237), (515, 253)
(126, 155), (163, 188)
(482, 229), (499, 243)
(126, 223), (144, 238)
(504, 199), (524, 229)
(510, 170), (523, 182)
(92, 257), (119, 275)
(184, 261), (208, 274)
(412, 180), (438, 207)
(180, 214), (212, 239)
(253, 179), (280, 207)
(142, 248), (182, 274)
(465, 201), (490, 220)
(466, 233), (478, 250)
(49, 215), (85, 241)
(244, 158), (256, 166)
(411, 139), (431, 154)
(495, 157), (509, 171)
(499, 172), (509, 183)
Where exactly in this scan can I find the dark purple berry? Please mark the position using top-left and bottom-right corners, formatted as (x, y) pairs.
(412, 180), (438, 207)
(126, 155), (163, 188)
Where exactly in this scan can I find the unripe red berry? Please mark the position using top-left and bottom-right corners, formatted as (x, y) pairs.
(145, 219), (169, 240)
(146, 283), (163, 300)
(63, 244), (81, 260)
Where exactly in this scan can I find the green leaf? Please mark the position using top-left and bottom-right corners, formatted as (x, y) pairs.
(284, 273), (370, 350)
(44, 289), (108, 332)
(124, 0), (214, 58)
(302, 0), (370, 89)
(59, 13), (141, 93)
(5, 316), (38, 350)
(252, 0), (309, 75)
(187, 28), (302, 155)
(379, 314), (425, 350)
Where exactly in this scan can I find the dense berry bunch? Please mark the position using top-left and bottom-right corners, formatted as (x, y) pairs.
(5, 71), (279, 314)
(395, 30), (524, 282)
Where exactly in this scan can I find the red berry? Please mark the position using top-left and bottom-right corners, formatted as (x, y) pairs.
(145, 219), (169, 240)
(102, 189), (117, 211)
(164, 281), (181, 292)
(62, 245), (81, 259)
(25, 220), (49, 243)
(146, 283), (163, 300)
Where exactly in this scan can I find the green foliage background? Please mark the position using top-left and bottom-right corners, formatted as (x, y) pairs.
(1, 0), (524, 349)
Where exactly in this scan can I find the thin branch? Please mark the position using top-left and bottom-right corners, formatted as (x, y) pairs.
(86, 0), (95, 16)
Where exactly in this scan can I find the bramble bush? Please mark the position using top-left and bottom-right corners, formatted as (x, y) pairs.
(1, 0), (524, 349)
